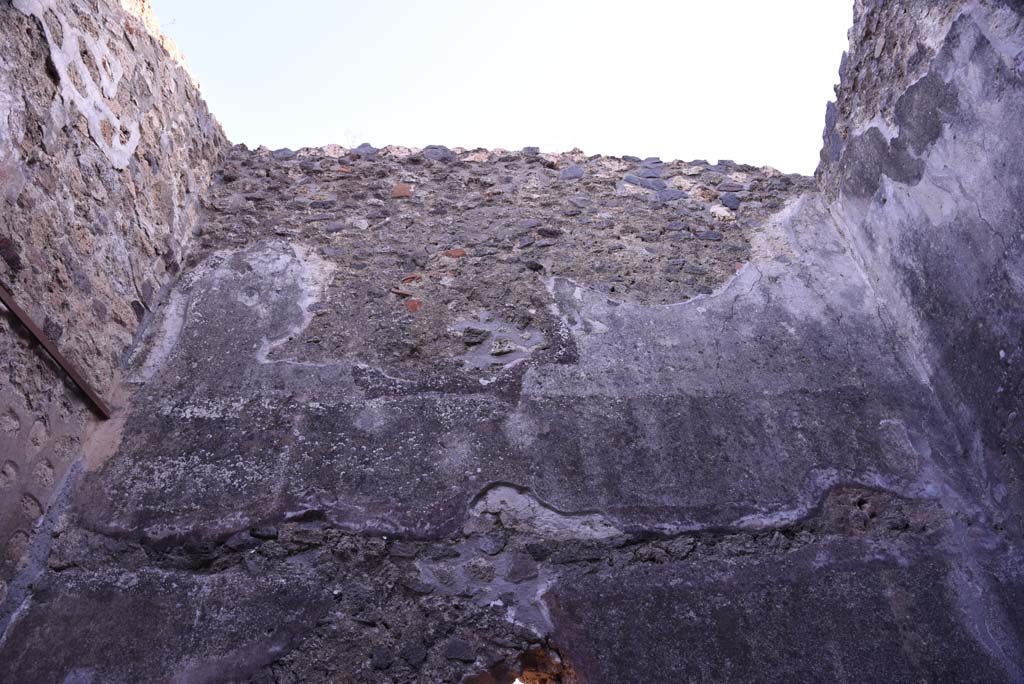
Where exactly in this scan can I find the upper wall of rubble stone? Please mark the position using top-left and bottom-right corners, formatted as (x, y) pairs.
(818, 0), (1024, 530)
(0, 0), (226, 595)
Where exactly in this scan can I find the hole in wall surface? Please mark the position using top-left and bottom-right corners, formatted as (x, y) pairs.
(515, 644), (573, 684)
(468, 645), (576, 684)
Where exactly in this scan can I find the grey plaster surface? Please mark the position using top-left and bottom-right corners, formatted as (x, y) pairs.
(77, 196), (958, 542)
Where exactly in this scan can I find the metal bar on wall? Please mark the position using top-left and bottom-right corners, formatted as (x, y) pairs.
(0, 283), (112, 420)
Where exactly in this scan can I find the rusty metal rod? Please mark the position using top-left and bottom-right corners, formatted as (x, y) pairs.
(0, 283), (111, 420)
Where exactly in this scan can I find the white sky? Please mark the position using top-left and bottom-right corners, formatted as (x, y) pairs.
(151, 1), (853, 174)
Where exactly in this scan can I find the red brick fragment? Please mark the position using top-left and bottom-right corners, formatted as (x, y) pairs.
(405, 298), (422, 313)
(442, 248), (466, 258)
(401, 274), (422, 284)
(392, 182), (414, 199)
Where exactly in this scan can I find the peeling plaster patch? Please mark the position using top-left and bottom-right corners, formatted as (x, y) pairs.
(132, 290), (188, 381)
(544, 277), (615, 338)
(466, 484), (622, 541)
(14, 0), (141, 168)
(732, 507), (808, 530)
(449, 314), (546, 376)
(0, 84), (26, 204)
(749, 194), (803, 263)
(246, 243), (334, 365)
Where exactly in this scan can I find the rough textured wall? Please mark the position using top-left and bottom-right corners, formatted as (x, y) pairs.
(1, 1), (1023, 682)
(818, 0), (1024, 536)
(0, 0), (226, 605)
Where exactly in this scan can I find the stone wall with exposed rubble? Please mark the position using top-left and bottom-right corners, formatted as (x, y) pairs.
(1, 0), (1023, 682)
(0, 0), (226, 605)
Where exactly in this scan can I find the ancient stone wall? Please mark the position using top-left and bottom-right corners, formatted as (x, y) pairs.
(0, 0), (226, 605)
(818, 0), (1024, 534)
(0, 0), (1022, 681)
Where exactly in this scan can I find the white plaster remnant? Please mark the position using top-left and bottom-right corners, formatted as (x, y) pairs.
(0, 83), (26, 203)
(468, 485), (622, 540)
(247, 243), (334, 364)
(14, 0), (141, 168)
(732, 507), (807, 530)
(132, 290), (188, 381)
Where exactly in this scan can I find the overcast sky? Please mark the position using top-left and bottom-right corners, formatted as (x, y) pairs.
(151, 1), (852, 174)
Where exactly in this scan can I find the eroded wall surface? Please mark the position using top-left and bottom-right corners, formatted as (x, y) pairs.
(819, 0), (1024, 547)
(0, 0), (1022, 682)
(0, 0), (226, 607)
